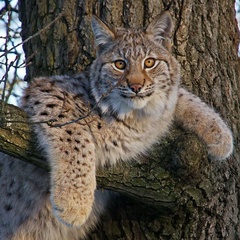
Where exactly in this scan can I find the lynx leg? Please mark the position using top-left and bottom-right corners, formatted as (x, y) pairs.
(22, 78), (97, 227)
(175, 88), (233, 160)
(44, 125), (96, 227)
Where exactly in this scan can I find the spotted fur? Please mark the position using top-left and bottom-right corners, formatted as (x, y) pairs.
(0, 11), (233, 239)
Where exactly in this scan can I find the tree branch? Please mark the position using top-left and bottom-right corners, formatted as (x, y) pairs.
(0, 101), (210, 210)
(0, 101), (48, 169)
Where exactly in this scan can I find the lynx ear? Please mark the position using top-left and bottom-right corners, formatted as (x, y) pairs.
(146, 11), (173, 50)
(91, 16), (115, 54)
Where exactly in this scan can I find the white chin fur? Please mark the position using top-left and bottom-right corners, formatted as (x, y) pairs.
(123, 97), (148, 109)
(110, 97), (150, 120)
(98, 92), (152, 120)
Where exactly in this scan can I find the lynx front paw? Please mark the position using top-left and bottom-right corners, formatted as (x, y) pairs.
(50, 186), (94, 227)
(205, 122), (233, 161)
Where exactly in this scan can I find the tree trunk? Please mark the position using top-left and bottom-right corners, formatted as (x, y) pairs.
(1, 0), (239, 239)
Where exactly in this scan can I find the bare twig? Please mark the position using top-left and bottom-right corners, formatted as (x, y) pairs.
(5, 54), (21, 102)
(0, 12), (64, 59)
(50, 65), (129, 127)
(0, 7), (128, 129)
(1, 65), (129, 127)
(0, 7), (64, 110)
(0, 55), (19, 84)
(1, 5), (11, 113)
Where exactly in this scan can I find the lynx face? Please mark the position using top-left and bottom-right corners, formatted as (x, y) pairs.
(90, 12), (180, 119)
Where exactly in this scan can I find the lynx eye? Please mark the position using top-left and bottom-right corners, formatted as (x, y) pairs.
(144, 58), (156, 68)
(114, 60), (126, 70)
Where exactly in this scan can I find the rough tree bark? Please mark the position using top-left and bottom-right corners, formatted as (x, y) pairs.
(0, 0), (239, 239)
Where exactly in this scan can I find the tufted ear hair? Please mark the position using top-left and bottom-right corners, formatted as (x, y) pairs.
(146, 11), (173, 50)
(91, 15), (115, 55)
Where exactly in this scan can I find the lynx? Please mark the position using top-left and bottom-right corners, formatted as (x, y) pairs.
(0, 11), (233, 240)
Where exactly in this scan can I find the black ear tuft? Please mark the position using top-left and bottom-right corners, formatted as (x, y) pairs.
(91, 16), (115, 55)
(146, 11), (173, 50)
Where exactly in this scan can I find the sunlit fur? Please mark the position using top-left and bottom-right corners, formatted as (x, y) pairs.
(90, 27), (180, 120)
(0, 11), (233, 240)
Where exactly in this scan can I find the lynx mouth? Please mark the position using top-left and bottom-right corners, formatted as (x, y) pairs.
(120, 92), (153, 99)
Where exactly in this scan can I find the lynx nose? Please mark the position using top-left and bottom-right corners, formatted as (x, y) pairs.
(129, 84), (143, 94)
